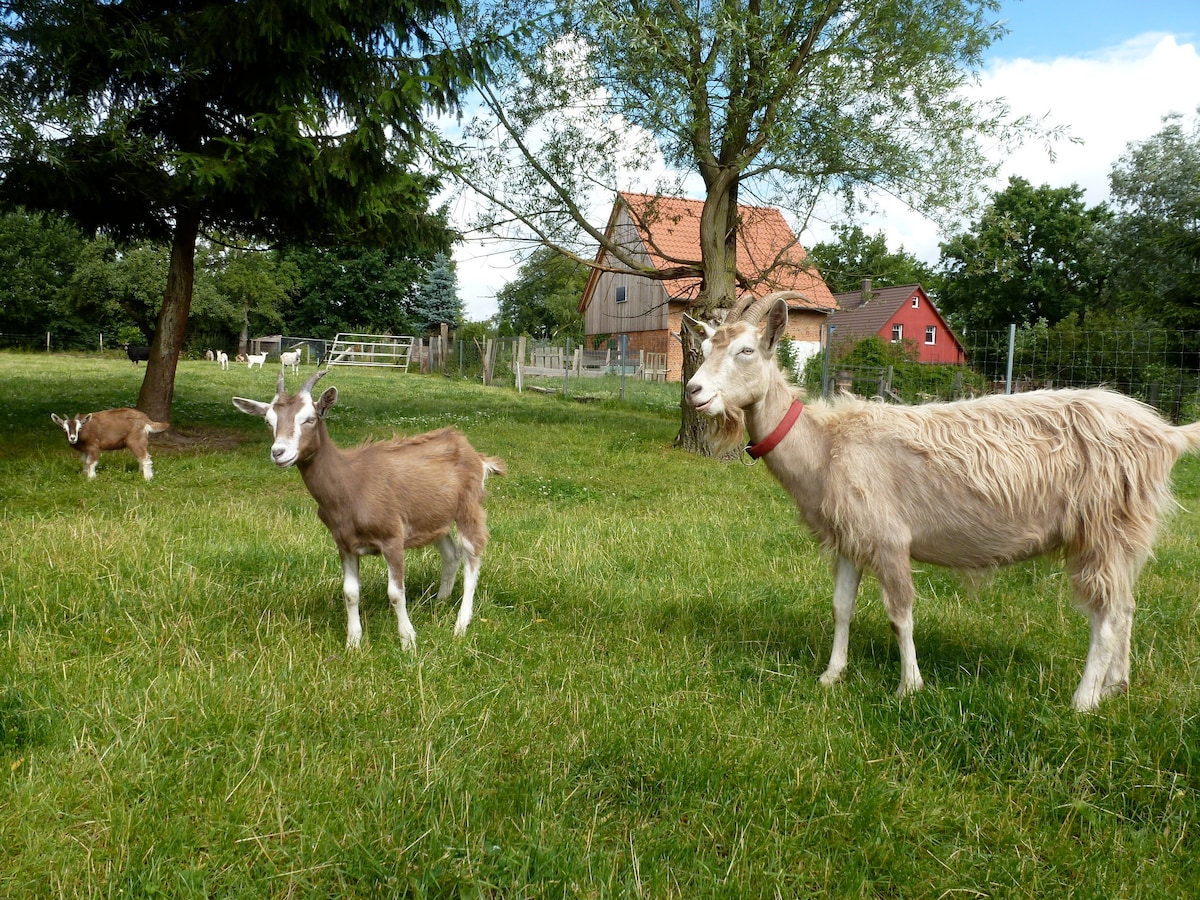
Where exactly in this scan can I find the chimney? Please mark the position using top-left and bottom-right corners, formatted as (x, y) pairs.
(861, 277), (872, 304)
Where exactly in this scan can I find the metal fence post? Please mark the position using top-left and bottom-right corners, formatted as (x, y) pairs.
(1005, 323), (1016, 394)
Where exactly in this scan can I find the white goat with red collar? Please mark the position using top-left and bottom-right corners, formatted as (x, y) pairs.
(685, 292), (1200, 711)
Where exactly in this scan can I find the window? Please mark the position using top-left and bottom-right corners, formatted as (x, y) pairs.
(911, 296), (920, 309)
(926, 326), (937, 344)
(615, 285), (627, 303)
(891, 323), (903, 342)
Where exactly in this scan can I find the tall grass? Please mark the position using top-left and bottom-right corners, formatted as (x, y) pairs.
(2, 353), (1198, 897)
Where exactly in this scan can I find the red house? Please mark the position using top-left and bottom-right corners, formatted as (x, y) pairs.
(829, 281), (966, 365)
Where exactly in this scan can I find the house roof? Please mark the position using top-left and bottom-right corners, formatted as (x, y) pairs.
(581, 192), (837, 313)
(828, 284), (924, 338)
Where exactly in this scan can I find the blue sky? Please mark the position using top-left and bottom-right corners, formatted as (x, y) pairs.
(991, 1), (1197, 61)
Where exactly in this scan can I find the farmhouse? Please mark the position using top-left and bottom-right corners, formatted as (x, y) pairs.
(829, 281), (966, 365)
(578, 192), (837, 381)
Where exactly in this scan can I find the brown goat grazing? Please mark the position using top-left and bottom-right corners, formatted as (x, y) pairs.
(685, 292), (1200, 711)
(233, 370), (506, 649)
(51, 408), (170, 480)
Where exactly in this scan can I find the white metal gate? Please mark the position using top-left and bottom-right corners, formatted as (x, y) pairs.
(326, 334), (416, 371)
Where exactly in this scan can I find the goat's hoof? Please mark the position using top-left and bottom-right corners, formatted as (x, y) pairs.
(398, 633), (417, 651)
(818, 670), (844, 687)
(896, 679), (924, 698)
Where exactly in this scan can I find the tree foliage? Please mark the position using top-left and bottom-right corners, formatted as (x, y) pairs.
(283, 245), (428, 337)
(807, 226), (936, 294)
(412, 252), (464, 331)
(936, 177), (1111, 333)
(1104, 110), (1200, 328)
(495, 246), (588, 340)
(0, 0), (491, 418)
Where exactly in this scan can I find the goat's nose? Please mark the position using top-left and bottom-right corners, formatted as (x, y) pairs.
(686, 380), (702, 397)
(271, 443), (287, 460)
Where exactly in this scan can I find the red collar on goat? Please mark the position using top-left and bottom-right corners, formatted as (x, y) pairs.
(746, 399), (804, 459)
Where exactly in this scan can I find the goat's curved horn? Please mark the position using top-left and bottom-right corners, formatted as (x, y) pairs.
(735, 290), (812, 325)
(276, 370), (287, 396)
(300, 368), (329, 396)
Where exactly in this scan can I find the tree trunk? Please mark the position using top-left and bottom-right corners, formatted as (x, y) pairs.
(238, 309), (249, 358)
(675, 174), (741, 455)
(137, 211), (200, 422)
(675, 323), (712, 453)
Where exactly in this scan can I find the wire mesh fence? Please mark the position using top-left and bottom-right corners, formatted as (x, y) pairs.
(805, 327), (1200, 422)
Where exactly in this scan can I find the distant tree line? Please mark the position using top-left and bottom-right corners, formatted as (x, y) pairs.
(0, 212), (463, 353)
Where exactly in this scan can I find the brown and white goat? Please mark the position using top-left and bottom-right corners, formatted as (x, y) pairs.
(685, 293), (1200, 711)
(51, 408), (170, 480)
(233, 370), (506, 649)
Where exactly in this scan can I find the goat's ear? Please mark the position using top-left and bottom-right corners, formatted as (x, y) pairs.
(51, 413), (64, 426)
(682, 313), (715, 341)
(79, 413), (92, 426)
(314, 386), (338, 417)
(232, 397), (270, 418)
(761, 297), (789, 352)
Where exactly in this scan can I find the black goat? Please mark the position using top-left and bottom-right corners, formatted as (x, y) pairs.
(123, 344), (151, 365)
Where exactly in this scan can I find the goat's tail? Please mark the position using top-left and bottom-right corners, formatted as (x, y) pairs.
(145, 420), (171, 434)
(482, 456), (507, 481)
(1175, 421), (1200, 454)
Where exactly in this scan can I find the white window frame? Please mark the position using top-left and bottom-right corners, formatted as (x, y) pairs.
(891, 323), (903, 342)
(925, 325), (937, 345)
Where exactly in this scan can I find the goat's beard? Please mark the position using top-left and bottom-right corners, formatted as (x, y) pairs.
(704, 406), (748, 459)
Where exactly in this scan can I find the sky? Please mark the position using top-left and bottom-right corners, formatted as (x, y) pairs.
(451, 1), (1200, 321)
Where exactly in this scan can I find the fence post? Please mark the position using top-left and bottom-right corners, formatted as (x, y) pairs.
(563, 338), (571, 398)
(1005, 324), (1016, 394)
(821, 324), (836, 398)
(483, 339), (495, 386)
(618, 334), (629, 401)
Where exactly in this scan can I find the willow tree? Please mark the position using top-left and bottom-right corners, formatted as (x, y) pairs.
(456, 0), (1046, 451)
(0, 0), (494, 421)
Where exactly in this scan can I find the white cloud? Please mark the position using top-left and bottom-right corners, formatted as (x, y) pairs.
(456, 32), (1200, 318)
(804, 34), (1200, 266)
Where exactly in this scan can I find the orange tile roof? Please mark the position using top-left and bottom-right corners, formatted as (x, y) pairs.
(615, 191), (837, 311)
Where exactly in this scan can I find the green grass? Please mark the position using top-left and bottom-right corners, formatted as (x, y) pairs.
(2, 352), (1198, 897)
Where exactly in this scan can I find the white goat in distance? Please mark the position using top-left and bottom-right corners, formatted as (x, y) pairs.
(280, 347), (302, 375)
(233, 369), (506, 649)
(51, 408), (170, 480)
(246, 352), (267, 369)
(686, 292), (1200, 711)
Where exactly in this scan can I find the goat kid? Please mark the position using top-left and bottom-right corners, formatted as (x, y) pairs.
(233, 370), (506, 649)
(52, 408), (170, 480)
(685, 293), (1200, 712)
(246, 352), (267, 369)
(217, 350), (229, 370)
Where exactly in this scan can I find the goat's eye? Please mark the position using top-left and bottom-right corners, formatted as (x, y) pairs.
(739, 346), (755, 356)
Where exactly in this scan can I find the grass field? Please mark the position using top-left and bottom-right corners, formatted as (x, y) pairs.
(2, 352), (1198, 898)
